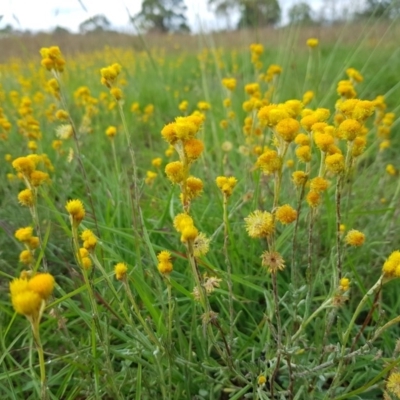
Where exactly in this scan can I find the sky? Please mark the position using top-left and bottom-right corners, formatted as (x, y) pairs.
(0, 0), (328, 33)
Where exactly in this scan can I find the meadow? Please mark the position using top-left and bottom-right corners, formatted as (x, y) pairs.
(1, 19), (400, 400)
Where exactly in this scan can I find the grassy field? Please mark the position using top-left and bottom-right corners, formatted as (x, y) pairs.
(1, 18), (400, 400)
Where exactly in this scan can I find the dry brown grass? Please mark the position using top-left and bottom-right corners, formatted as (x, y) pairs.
(0, 21), (399, 62)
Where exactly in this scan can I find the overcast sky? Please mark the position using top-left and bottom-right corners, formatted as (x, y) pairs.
(1, 0), (329, 33)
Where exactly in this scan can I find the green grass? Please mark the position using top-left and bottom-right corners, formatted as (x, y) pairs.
(1, 19), (400, 400)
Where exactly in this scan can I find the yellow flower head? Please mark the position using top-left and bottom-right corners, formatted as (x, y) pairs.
(346, 68), (363, 83)
(197, 101), (211, 111)
(386, 164), (397, 176)
(19, 250), (33, 265)
(275, 118), (300, 142)
(161, 123), (178, 145)
(30, 170), (50, 187)
(11, 290), (42, 317)
(184, 138), (204, 161)
(276, 204), (297, 224)
(40, 46), (65, 72)
(383, 251), (400, 278)
(115, 262), (128, 281)
(306, 38), (319, 48)
(174, 116), (198, 141)
(173, 213), (194, 232)
(338, 119), (362, 141)
(106, 126), (117, 138)
(110, 87), (123, 101)
(310, 177), (329, 193)
(292, 171), (308, 186)
(28, 273), (55, 300)
(314, 132), (334, 152)
(165, 161), (185, 184)
(178, 100), (189, 112)
(345, 229), (365, 247)
(151, 157), (162, 168)
(302, 91), (314, 105)
(216, 176), (238, 197)
(181, 225), (199, 243)
(256, 149), (282, 174)
(81, 229), (97, 251)
(157, 251), (173, 274)
(339, 277), (350, 291)
(15, 226), (33, 242)
(65, 199), (85, 225)
(222, 78), (237, 91)
(306, 191), (321, 208)
(295, 145), (312, 163)
(18, 189), (34, 207)
(185, 176), (204, 199)
(12, 156), (36, 175)
(245, 210), (274, 238)
(325, 153), (345, 174)
(295, 133), (310, 146)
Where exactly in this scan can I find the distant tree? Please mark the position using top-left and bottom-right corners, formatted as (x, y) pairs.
(208, 0), (239, 29)
(356, 0), (392, 18)
(132, 0), (190, 33)
(79, 14), (111, 34)
(53, 26), (70, 35)
(238, 0), (281, 28)
(288, 2), (314, 25)
(208, 0), (280, 29)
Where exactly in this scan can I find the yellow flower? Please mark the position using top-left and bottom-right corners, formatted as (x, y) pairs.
(28, 273), (55, 300)
(181, 225), (199, 242)
(173, 213), (194, 232)
(197, 101), (211, 111)
(222, 78), (237, 91)
(346, 68), (363, 83)
(310, 177), (329, 193)
(292, 171), (308, 186)
(18, 189), (34, 207)
(275, 118), (300, 142)
(345, 230), (365, 247)
(258, 375), (267, 385)
(186, 176), (204, 199)
(165, 161), (185, 184)
(115, 262), (128, 280)
(302, 90), (314, 105)
(306, 191), (321, 208)
(261, 251), (285, 273)
(184, 138), (204, 161)
(276, 204), (297, 224)
(295, 146), (311, 163)
(110, 87), (123, 101)
(19, 250), (33, 265)
(81, 230), (97, 251)
(15, 226), (33, 242)
(295, 133), (310, 146)
(55, 109), (69, 120)
(256, 149), (282, 174)
(145, 171), (157, 185)
(106, 126), (117, 138)
(30, 170), (50, 187)
(325, 153), (345, 174)
(157, 251), (173, 274)
(178, 100), (189, 112)
(216, 176), (238, 197)
(339, 278), (350, 291)
(12, 156), (36, 175)
(245, 210), (274, 238)
(11, 290), (42, 316)
(382, 251), (400, 278)
(337, 119), (362, 141)
(386, 164), (396, 176)
(151, 157), (162, 168)
(306, 38), (319, 48)
(40, 46), (65, 72)
(65, 199), (85, 225)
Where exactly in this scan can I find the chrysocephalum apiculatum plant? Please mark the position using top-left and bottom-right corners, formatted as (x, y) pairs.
(2, 27), (400, 399)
